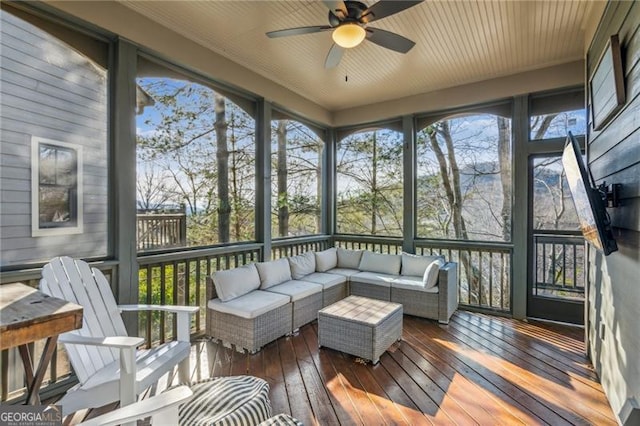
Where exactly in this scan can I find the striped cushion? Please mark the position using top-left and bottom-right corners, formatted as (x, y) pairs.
(179, 376), (272, 425)
(257, 413), (304, 426)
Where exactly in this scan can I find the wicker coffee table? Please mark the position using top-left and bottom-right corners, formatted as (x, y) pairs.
(317, 295), (402, 364)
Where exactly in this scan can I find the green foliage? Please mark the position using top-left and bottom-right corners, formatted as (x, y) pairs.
(138, 263), (205, 344)
(336, 129), (403, 236)
(270, 119), (323, 237)
(137, 77), (256, 246)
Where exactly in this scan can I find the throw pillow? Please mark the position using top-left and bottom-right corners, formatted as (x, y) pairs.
(358, 251), (402, 275)
(401, 252), (445, 276)
(288, 251), (316, 279)
(256, 258), (292, 289)
(422, 258), (445, 289)
(212, 263), (261, 302)
(315, 248), (338, 272)
(337, 248), (364, 269)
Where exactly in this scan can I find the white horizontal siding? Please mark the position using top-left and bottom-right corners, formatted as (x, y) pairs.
(0, 9), (109, 267)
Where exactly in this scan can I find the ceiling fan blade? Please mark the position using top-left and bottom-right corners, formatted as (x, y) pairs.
(325, 44), (345, 68)
(361, 1), (424, 24)
(323, 0), (348, 17)
(366, 27), (415, 53)
(266, 26), (332, 38)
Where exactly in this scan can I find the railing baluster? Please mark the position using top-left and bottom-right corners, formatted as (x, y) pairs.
(500, 252), (505, 309)
(185, 259), (191, 333)
(195, 258), (201, 332)
(2, 350), (8, 401)
(145, 265), (152, 347)
(562, 242), (567, 290)
(574, 243), (579, 291)
(159, 264), (166, 345)
(489, 251), (494, 308)
(172, 260), (179, 340)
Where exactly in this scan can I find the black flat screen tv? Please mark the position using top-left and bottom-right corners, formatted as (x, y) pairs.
(562, 132), (617, 255)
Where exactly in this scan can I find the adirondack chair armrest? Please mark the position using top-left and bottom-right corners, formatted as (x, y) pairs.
(60, 334), (142, 410)
(77, 385), (193, 426)
(59, 334), (144, 349)
(118, 304), (198, 342)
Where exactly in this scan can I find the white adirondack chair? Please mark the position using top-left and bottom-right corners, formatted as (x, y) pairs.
(77, 385), (193, 426)
(40, 256), (199, 416)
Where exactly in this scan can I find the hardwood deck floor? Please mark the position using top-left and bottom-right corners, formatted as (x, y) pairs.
(71, 311), (615, 425)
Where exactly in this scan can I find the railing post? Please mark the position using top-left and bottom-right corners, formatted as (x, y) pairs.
(179, 207), (187, 247)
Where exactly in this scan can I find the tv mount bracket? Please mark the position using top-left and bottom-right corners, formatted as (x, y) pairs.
(599, 182), (622, 208)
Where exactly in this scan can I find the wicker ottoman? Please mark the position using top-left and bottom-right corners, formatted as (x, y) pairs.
(318, 295), (402, 364)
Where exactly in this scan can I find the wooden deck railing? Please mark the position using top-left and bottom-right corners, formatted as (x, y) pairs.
(414, 239), (512, 312)
(333, 235), (512, 312)
(333, 234), (404, 254)
(137, 211), (187, 252)
(533, 233), (585, 299)
(137, 243), (263, 347)
(271, 235), (331, 259)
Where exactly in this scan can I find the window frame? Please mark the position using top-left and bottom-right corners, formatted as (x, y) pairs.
(31, 136), (84, 236)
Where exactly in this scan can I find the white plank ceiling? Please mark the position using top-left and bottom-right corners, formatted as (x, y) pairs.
(117, 0), (599, 111)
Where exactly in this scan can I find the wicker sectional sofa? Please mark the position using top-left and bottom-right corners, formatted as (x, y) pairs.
(206, 247), (458, 353)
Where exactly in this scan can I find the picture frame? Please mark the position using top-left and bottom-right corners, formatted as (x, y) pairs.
(589, 34), (625, 131)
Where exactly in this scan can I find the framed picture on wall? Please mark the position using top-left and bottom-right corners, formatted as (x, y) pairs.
(589, 34), (625, 131)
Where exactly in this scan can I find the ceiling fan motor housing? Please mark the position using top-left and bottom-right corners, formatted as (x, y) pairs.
(328, 1), (369, 27)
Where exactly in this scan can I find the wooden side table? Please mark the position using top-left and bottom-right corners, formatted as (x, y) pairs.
(0, 283), (83, 405)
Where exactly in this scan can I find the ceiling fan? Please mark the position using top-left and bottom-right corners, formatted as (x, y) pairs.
(266, 0), (424, 68)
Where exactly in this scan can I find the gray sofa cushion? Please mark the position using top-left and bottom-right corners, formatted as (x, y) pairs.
(337, 248), (363, 269)
(358, 251), (401, 275)
(326, 268), (360, 278)
(350, 271), (397, 288)
(256, 258), (292, 289)
(391, 276), (439, 293)
(208, 290), (290, 319)
(288, 251), (316, 279)
(301, 272), (346, 289)
(401, 252), (445, 276)
(315, 248), (338, 272)
(212, 263), (261, 302)
(265, 280), (323, 302)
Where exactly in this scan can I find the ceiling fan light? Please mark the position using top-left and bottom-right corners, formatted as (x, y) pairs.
(332, 23), (366, 48)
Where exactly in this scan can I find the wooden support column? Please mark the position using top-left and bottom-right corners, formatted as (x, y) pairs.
(402, 115), (416, 253)
(255, 99), (272, 260)
(112, 39), (139, 333)
(323, 128), (337, 237)
(511, 95), (529, 319)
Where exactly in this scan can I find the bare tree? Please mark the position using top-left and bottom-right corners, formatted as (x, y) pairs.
(215, 94), (230, 243)
(336, 130), (403, 236)
(276, 120), (289, 236)
(136, 162), (176, 210)
(137, 78), (256, 246)
(271, 120), (323, 236)
(497, 116), (511, 241)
